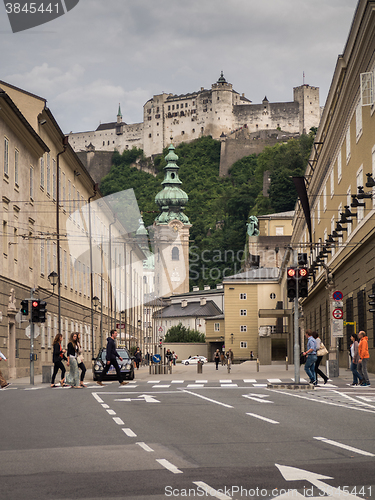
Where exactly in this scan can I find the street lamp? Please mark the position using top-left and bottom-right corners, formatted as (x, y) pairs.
(48, 271), (58, 289)
(92, 296), (100, 309)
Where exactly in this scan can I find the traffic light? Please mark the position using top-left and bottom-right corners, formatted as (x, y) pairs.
(38, 300), (47, 323)
(287, 268), (297, 300)
(298, 268), (309, 298)
(369, 293), (375, 313)
(20, 299), (29, 316)
(298, 253), (308, 266)
(159, 338), (163, 347)
(31, 300), (40, 323)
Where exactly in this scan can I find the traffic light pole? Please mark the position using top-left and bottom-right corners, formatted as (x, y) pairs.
(293, 251), (300, 384)
(30, 288), (35, 386)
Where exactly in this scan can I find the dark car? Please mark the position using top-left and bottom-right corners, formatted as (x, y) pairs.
(93, 346), (135, 381)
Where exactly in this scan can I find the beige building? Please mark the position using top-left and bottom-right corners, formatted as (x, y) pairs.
(290, 0), (375, 372)
(0, 81), (146, 380)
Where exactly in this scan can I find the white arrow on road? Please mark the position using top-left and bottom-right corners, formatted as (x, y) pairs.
(276, 464), (364, 499)
(114, 394), (160, 403)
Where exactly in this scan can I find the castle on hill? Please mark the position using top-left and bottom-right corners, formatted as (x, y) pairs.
(68, 73), (320, 164)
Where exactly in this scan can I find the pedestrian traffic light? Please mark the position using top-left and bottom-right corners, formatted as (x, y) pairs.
(38, 300), (47, 323)
(20, 299), (29, 316)
(298, 267), (309, 298)
(369, 293), (375, 313)
(287, 268), (297, 300)
(31, 300), (40, 323)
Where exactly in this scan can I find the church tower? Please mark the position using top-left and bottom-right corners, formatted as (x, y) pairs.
(153, 144), (191, 297)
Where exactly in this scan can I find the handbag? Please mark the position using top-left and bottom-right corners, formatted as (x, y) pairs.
(300, 353), (306, 365)
(317, 343), (328, 356)
(77, 355), (83, 364)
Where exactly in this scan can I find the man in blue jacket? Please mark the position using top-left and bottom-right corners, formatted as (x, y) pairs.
(97, 330), (128, 386)
(303, 330), (317, 385)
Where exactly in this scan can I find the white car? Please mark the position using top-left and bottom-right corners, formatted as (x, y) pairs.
(181, 355), (208, 365)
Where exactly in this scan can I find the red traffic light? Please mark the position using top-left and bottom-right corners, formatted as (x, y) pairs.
(299, 268), (309, 278)
(287, 268), (296, 278)
(32, 301), (39, 308)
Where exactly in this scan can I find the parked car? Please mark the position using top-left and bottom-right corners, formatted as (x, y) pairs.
(181, 355), (208, 365)
(93, 346), (135, 381)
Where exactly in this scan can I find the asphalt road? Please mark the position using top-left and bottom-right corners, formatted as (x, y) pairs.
(1, 366), (375, 500)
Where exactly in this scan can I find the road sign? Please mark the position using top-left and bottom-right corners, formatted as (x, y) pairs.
(116, 323), (126, 329)
(332, 308), (343, 319)
(332, 290), (343, 301)
(152, 354), (161, 363)
(158, 326), (164, 334)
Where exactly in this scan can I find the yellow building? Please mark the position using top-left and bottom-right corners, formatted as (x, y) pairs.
(290, 0), (375, 372)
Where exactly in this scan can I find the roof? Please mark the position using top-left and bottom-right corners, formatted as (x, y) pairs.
(224, 268), (280, 281)
(258, 211), (295, 219)
(96, 121), (126, 131)
(155, 300), (222, 319)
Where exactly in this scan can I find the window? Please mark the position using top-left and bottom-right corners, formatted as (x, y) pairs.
(275, 226), (284, 236)
(40, 239), (45, 276)
(323, 185), (327, 212)
(337, 150), (342, 183)
(172, 246), (179, 260)
(317, 199), (321, 224)
(240, 293), (247, 300)
(46, 153), (51, 195)
(240, 325), (247, 332)
(240, 341), (248, 348)
(330, 169), (334, 198)
(4, 137), (9, 176)
(372, 147), (375, 208)
(40, 156), (44, 189)
(52, 159), (56, 200)
(346, 126), (351, 163)
(214, 323), (220, 332)
(14, 149), (19, 186)
(356, 102), (363, 141)
(347, 187), (352, 237)
(29, 166), (34, 200)
(240, 309), (247, 316)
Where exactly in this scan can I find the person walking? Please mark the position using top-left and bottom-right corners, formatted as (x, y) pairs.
(134, 347), (142, 370)
(358, 330), (370, 386)
(172, 351), (177, 366)
(97, 330), (128, 386)
(303, 330), (317, 385)
(66, 332), (81, 389)
(349, 333), (363, 386)
(76, 332), (87, 387)
(51, 333), (67, 387)
(0, 350), (10, 389)
(214, 349), (220, 370)
(312, 332), (328, 384)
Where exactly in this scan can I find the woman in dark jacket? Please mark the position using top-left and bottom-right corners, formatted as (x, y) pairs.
(51, 333), (67, 387)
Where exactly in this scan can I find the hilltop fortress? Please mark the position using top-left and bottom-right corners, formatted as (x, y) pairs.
(68, 73), (320, 177)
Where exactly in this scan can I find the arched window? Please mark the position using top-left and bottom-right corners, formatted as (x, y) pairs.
(172, 246), (179, 261)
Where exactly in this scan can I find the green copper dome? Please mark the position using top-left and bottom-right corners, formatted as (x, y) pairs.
(155, 144), (189, 225)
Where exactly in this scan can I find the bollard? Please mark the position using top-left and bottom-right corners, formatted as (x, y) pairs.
(256, 358), (260, 372)
(286, 356), (288, 371)
(197, 361), (203, 373)
(227, 359), (231, 373)
(149, 362), (152, 375)
(169, 362), (172, 374)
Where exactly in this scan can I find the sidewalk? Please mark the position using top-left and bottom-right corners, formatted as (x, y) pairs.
(8, 361), (362, 388)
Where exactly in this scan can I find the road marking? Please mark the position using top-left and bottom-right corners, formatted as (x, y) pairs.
(220, 379), (232, 383)
(92, 393), (104, 403)
(330, 390), (375, 408)
(243, 379), (257, 383)
(136, 441), (154, 452)
(196, 380), (208, 383)
(267, 378), (282, 383)
(106, 409), (116, 415)
(148, 380), (159, 383)
(253, 383), (267, 387)
(314, 436), (375, 457)
(183, 389), (233, 408)
(113, 417), (124, 425)
(186, 384), (205, 388)
(101, 403), (109, 409)
(114, 394), (160, 403)
(153, 384), (170, 388)
(268, 388), (375, 414)
(122, 428), (137, 437)
(24, 387), (44, 390)
(221, 383), (238, 387)
(156, 459), (183, 474)
(243, 394), (273, 403)
(193, 481), (231, 499)
(246, 412), (279, 424)
(171, 380), (184, 383)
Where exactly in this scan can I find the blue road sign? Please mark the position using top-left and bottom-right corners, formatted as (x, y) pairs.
(152, 354), (161, 364)
(333, 290), (343, 301)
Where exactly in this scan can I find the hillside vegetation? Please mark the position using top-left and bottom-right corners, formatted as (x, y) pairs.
(100, 133), (315, 289)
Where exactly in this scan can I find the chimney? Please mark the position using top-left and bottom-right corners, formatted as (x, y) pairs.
(181, 300), (188, 308)
(200, 297), (207, 306)
(193, 286), (199, 292)
(204, 285), (210, 291)
(216, 284), (223, 289)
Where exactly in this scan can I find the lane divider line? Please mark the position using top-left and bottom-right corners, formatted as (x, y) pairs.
(156, 458), (183, 474)
(314, 436), (375, 457)
(136, 441), (154, 452)
(243, 394), (273, 403)
(122, 428), (137, 437)
(92, 393), (104, 403)
(193, 481), (232, 500)
(182, 389), (233, 408)
(246, 412), (279, 424)
(106, 409), (116, 415)
(113, 417), (124, 425)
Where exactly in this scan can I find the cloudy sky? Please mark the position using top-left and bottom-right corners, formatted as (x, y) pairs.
(0, 0), (357, 134)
